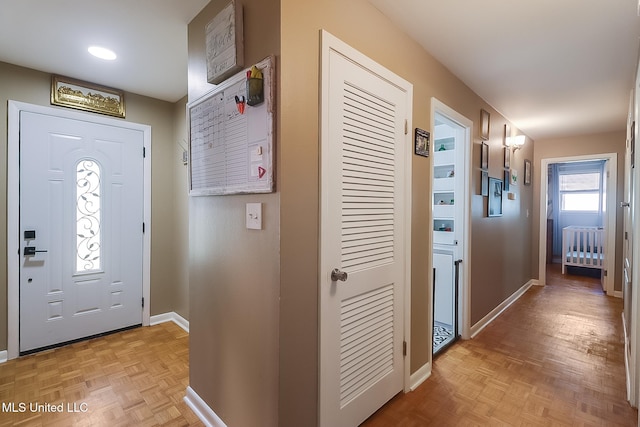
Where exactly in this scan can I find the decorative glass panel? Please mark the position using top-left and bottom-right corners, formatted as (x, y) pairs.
(76, 160), (101, 272)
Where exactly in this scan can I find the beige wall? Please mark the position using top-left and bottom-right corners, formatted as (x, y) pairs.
(532, 131), (626, 291)
(279, 0), (533, 425)
(187, 1), (281, 427)
(0, 61), (186, 351)
(172, 96), (190, 319)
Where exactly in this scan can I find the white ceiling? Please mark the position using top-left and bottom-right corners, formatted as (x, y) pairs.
(370, 0), (640, 140)
(1, 1), (638, 141)
(0, 0), (210, 103)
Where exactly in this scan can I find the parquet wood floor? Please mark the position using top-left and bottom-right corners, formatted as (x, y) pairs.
(0, 321), (203, 426)
(363, 265), (638, 426)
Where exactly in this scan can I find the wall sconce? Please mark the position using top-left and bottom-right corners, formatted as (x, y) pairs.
(506, 135), (526, 151)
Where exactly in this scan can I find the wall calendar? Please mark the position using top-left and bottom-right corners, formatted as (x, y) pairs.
(188, 55), (275, 196)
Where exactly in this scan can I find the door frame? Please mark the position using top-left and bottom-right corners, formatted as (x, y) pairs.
(537, 153), (617, 294)
(319, 28), (413, 410)
(430, 99), (472, 343)
(6, 100), (152, 360)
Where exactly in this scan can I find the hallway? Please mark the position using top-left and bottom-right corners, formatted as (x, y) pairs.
(363, 265), (638, 426)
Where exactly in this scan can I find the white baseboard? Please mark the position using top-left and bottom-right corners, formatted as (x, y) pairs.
(409, 361), (431, 391)
(0, 350), (7, 364)
(530, 279), (541, 286)
(150, 311), (189, 333)
(613, 290), (623, 298)
(184, 386), (228, 427)
(470, 279), (534, 338)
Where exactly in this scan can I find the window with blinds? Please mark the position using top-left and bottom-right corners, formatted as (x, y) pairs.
(559, 171), (602, 212)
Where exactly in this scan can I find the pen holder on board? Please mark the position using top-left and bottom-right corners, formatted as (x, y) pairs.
(246, 77), (264, 106)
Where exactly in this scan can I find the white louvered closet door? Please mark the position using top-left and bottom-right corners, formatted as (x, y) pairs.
(320, 34), (411, 427)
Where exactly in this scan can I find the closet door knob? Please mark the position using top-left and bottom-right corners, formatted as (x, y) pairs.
(331, 268), (348, 282)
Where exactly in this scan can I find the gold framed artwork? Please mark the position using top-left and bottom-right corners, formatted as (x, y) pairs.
(51, 75), (125, 118)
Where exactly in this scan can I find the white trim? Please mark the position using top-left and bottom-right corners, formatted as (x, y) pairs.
(409, 361), (432, 391)
(614, 290), (624, 299)
(430, 98), (473, 343)
(538, 153), (617, 295)
(531, 279), (542, 287)
(142, 124), (152, 327)
(184, 386), (228, 427)
(150, 312), (190, 333)
(470, 280), (534, 338)
(0, 351), (7, 364)
(624, 311), (632, 402)
(6, 100), (152, 360)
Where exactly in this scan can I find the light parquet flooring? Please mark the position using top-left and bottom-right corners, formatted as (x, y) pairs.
(363, 265), (638, 426)
(0, 322), (203, 427)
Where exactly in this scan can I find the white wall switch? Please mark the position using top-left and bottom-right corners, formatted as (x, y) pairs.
(246, 203), (262, 230)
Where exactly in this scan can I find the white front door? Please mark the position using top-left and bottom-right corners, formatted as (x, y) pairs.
(320, 32), (412, 427)
(19, 110), (144, 353)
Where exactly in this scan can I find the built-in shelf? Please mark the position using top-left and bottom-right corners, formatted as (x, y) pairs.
(433, 150), (455, 166)
(434, 219), (454, 232)
(434, 137), (455, 152)
(434, 192), (455, 206)
(433, 133), (458, 246)
(434, 165), (455, 179)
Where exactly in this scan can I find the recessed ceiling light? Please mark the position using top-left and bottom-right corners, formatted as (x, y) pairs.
(88, 46), (117, 61)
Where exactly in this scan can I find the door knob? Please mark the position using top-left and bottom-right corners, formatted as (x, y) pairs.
(621, 201), (630, 208)
(331, 268), (348, 282)
(24, 246), (47, 256)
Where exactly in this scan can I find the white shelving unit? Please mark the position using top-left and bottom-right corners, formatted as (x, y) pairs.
(433, 136), (457, 245)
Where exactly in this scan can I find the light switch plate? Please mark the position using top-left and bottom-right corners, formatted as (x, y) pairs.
(246, 203), (262, 230)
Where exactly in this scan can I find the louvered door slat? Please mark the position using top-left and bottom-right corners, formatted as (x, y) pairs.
(339, 284), (395, 407)
(341, 79), (396, 274)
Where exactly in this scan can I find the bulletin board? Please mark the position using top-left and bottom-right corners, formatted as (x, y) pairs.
(188, 55), (275, 196)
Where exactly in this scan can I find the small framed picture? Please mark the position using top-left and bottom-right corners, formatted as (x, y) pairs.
(504, 147), (511, 169)
(488, 177), (503, 217)
(480, 109), (490, 140)
(504, 170), (510, 191)
(511, 169), (518, 187)
(524, 159), (532, 186)
(481, 170), (489, 196)
(504, 123), (511, 146)
(481, 142), (489, 170)
(414, 128), (430, 157)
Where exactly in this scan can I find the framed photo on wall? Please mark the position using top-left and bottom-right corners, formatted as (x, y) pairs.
(481, 142), (489, 170)
(504, 123), (511, 146)
(481, 170), (489, 196)
(488, 177), (503, 217)
(414, 128), (430, 157)
(480, 109), (490, 140)
(524, 159), (532, 186)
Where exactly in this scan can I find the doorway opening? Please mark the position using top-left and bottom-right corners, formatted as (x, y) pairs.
(538, 153), (617, 295)
(430, 100), (472, 357)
